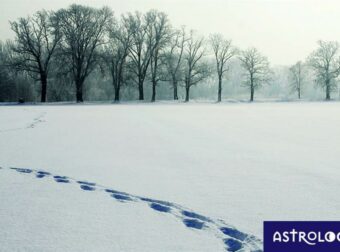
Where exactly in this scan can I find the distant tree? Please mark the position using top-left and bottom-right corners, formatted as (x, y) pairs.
(104, 17), (132, 102)
(0, 41), (14, 101)
(123, 10), (170, 101)
(183, 31), (209, 102)
(239, 47), (271, 102)
(123, 12), (148, 100)
(210, 34), (237, 102)
(163, 27), (187, 100)
(147, 11), (171, 102)
(9, 10), (61, 102)
(307, 40), (340, 100)
(0, 41), (38, 102)
(289, 61), (305, 99)
(56, 4), (113, 102)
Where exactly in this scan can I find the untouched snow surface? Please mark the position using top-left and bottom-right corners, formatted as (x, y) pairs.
(1, 102), (340, 251)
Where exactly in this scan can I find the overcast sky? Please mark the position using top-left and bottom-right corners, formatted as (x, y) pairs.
(1, 0), (340, 65)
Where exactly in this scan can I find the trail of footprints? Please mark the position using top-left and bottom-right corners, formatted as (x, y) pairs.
(0, 112), (46, 133)
(27, 112), (46, 129)
(6, 166), (263, 252)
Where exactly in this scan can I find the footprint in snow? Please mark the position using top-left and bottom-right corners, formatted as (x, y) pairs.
(183, 218), (205, 229)
(150, 203), (171, 213)
(80, 185), (96, 191)
(224, 238), (243, 252)
(182, 210), (211, 222)
(78, 181), (96, 191)
(111, 193), (133, 202)
(11, 167), (33, 174)
(54, 176), (70, 183)
(220, 227), (247, 241)
(36, 171), (51, 178)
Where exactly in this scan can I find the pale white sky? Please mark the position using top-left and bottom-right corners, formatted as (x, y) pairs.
(1, 0), (340, 65)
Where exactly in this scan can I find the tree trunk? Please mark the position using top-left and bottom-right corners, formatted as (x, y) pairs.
(138, 82), (144, 100)
(298, 88), (301, 99)
(250, 85), (254, 102)
(151, 81), (156, 102)
(185, 86), (190, 102)
(250, 75), (254, 102)
(217, 75), (222, 102)
(40, 72), (47, 103)
(114, 84), (120, 102)
(326, 80), (331, 100)
(76, 79), (83, 103)
(173, 81), (178, 100)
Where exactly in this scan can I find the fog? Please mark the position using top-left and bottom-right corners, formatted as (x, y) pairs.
(1, 0), (340, 65)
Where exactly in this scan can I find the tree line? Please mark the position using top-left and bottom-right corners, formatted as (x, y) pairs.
(0, 4), (340, 103)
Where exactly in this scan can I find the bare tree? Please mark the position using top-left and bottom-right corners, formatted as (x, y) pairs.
(308, 41), (340, 100)
(9, 10), (61, 102)
(183, 31), (208, 102)
(163, 27), (187, 100)
(0, 41), (15, 101)
(123, 10), (170, 101)
(239, 47), (271, 102)
(123, 12), (148, 100)
(104, 17), (132, 102)
(289, 61), (305, 99)
(148, 11), (171, 102)
(210, 34), (237, 102)
(56, 4), (113, 102)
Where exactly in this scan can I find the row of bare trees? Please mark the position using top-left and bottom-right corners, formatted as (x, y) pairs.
(288, 41), (340, 101)
(1, 5), (340, 103)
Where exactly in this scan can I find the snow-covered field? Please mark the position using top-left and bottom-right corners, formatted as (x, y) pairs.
(1, 102), (340, 252)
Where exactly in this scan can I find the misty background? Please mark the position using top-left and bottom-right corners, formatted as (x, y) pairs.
(1, 0), (340, 102)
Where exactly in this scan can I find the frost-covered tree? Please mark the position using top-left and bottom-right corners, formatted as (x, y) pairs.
(9, 10), (62, 102)
(104, 17), (132, 102)
(147, 11), (171, 102)
(307, 40), (340, 100)
(0, 41), (14, 101)
(124, 10), (170, 101)
(123, 12), (149, 100)
(239, 47), (271, 102)
(163, 27), (187, 100)
(289, 61), (305, 99)
(183, 31), (209, 102)
(56, 4), (113, 102)
(210, 34), (237, 102)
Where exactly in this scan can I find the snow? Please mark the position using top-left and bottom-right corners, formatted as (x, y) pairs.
(1, 102), (340, 251)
